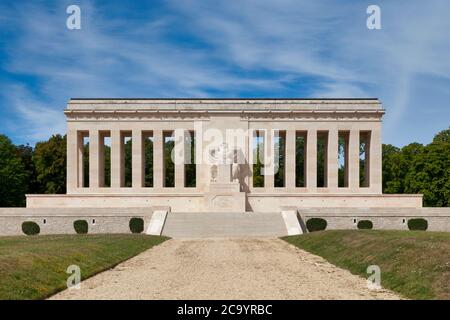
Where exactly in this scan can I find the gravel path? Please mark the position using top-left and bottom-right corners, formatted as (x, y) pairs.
(51, 238), (401, 300)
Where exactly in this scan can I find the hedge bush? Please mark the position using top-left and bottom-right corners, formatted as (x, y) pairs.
(408, 218), (428, 231)
(306, 218), (327, 232)
(129, 217), (144, 234)
(357, 220), (373, 230)
(22, 221), (40, 236)
(74, 220), (88, 234)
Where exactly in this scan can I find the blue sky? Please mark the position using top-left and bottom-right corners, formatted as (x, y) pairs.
(0, 0), (449, 147)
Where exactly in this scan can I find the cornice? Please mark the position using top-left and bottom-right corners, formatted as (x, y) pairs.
(65, 109), (385, 122)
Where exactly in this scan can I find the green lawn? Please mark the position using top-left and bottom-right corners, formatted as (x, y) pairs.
(0, 234), (169, 300)
(282, 230), (450, 300)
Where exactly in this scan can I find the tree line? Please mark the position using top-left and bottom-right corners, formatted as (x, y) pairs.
(0, 127), (449, 207)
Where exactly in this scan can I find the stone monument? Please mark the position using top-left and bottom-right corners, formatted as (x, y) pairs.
(205, 143), (246, 212)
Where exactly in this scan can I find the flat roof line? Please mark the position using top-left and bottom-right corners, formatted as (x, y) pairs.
(69, 98), (380, 101)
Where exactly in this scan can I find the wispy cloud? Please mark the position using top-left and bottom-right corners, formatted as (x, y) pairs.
(0, 0), (449, 146)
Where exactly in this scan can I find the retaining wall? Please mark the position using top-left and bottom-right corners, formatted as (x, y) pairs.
(0, 208), (159, 236)
(299, 207), (450, 232)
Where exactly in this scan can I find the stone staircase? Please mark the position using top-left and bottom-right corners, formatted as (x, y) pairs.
(161, 212), (292, 238)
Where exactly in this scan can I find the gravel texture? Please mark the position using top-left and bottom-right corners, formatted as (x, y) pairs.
(50, 238), (401, 300)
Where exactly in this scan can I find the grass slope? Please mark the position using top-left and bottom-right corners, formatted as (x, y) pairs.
(282, 230), (450, 300)
(0, 234), (169, 300)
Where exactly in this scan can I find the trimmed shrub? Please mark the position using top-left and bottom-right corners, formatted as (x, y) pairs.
(357, 220), (373, 230)
(74, 220), (88, 234)
(408, 218), (428, 231)
(22, 221), (40, 236)
(129, 217), (144, 234)
(306, 218), (327, 232)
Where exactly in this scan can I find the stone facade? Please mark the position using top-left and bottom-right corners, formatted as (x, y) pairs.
(26, 98), (422, 211)
(1, 98), (448, 236)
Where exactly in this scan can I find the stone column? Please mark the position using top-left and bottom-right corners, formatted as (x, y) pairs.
(327, 128), (338, 190)
(89, 129), (100, 189)
(265, 129), (274, 189)
(132, 129), (144, 189)
(153, 130), (163, 189)
(285, 129), (296, 189)
(349, 129), (360, 190)
(111, 130), (123, 188)
(174, 129), (185, 189)
(66, 129), (79, 193)
(306, 129), (317, 189)
(370, 126), (382, 193)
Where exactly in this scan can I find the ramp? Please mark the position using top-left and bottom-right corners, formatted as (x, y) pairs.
(146, 210), (168, 235)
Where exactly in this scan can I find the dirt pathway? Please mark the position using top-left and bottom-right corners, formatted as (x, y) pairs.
(51, 238), (401, 300)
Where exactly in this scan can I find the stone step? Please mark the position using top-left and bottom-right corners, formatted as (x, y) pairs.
(161, 212), (288, 238)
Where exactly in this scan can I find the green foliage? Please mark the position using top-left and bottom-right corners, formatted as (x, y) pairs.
(0, 235), (169, 299)
(164, 139), (175, 187)
(408, 218), (428, 231)
(129, 217), (144, 233)
(0, 135), (28, 206)
(274, 135), (285, 187)
(316, 133), (326, 187)
(124, 139), (132, 187)
(144, 138), (154, 187)
(73, 220), (88, 234)
(357, 220), (373, 230)
(382, 127), (450, 207)
(338, 135), (346, 187)
(253, 137), (264, 187)
(306, 218), (327, 232)
(33, 134), (67, 194)
(282, 230), (450, 299)
(104, 145), (111, 187)
(295, 135), (306, 187)
(83, 142), (89, 187)
(16, 144), (39, 194)
(22, 221), (40, 235)
(185, 134), (196, 187)
(0, 126), (448, 208)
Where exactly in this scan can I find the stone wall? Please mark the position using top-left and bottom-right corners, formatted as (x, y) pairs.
(26, 193), (423, 212)
(299, 207), (450, 232)
(0, 206), (448, 236)
(0, 208), (156, 236)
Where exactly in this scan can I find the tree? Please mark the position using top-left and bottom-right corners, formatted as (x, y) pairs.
(0, 135), (28, 206)
(16, 143), (39, 194)
(382, 127), (450, 207)
(253, 138), (264, 187)
(164, 139), (175, 187)
(295, 135), (306, 187)
(382, 144), (403, 193)
(33, 134), (67, 194)
(403, 128), (450, 206)
(274, 135), (285, 187)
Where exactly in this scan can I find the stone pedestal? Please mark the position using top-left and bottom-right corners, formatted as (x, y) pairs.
(205, 162), (246, 212)
(204, 184), (246, 212)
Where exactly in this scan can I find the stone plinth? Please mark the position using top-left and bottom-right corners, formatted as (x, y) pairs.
(204, 191), (246, 212)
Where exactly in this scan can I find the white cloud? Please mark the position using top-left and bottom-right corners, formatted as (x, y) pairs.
(1, 0), (449, 146)
(2, 85), (66, 142)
